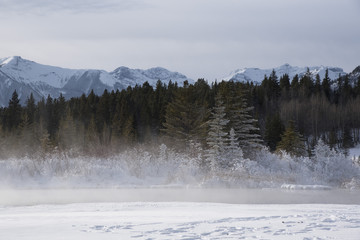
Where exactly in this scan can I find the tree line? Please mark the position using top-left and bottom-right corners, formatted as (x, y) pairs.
(1, 68), (360, 159)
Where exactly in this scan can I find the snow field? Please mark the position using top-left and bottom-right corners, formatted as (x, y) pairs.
(0, 202), (359, 240)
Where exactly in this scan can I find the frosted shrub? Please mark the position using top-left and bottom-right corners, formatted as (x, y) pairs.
(1, 141), (359, 188)
(312, 139), (360, 186)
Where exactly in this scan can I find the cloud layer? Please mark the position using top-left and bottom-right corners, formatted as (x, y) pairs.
(0, 0), (359, 80)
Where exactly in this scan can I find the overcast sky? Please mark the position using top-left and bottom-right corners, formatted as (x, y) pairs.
(1, 0), (359, 80)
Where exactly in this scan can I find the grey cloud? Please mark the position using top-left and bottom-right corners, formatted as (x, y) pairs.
(0, 0), (145, 14)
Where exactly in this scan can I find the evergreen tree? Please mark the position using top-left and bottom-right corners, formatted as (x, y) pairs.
(262, 70), (280, 101)
(225, 128), (245, 169)
(276, 120), (306, 157)
(322, 69), (331, 100)
(264, 114), (285, 152)
(299, 68), (314, 97)
(225, 87), (262, 155)
(57, 109), (78, 150)
(206, 94), (229, 170)
(6, 90), (22, 132)
(25, 93), (36, 125)
(314, 74), (321, 95)
(163, 85), (208, 149)
(290, 74), (300, 98)
(327, 128), (338, 150)
(342, 126), (354, 151)
(279, 74), (290, 89)
(279, 74), (290, 100)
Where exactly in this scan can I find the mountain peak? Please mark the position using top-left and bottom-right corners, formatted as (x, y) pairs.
(0, 56), (24, 66)
(351, 66), (360, 74)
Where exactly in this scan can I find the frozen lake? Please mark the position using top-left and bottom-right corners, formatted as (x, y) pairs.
(1, 188), (360, 206)
(1, 188), (360, 239)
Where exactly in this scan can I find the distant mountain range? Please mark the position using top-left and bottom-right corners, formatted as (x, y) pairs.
(223, 63), (348, 84)
(0, 56), (192, 106)
(0, 56), (359, 106)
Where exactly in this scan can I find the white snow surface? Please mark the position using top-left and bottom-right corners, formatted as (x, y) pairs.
(223, 64), (346, 84)
(0, 201), (359, 240)
(0, 144), (359, 239)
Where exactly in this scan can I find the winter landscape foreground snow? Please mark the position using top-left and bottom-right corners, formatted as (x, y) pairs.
(1, 188), (360, 240)
(0, 144), (359, 239)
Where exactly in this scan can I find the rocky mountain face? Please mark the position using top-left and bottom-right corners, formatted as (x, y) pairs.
(0, 56), (191, 106)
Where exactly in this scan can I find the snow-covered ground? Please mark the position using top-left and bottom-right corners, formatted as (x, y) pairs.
(1, 201), (359, 240)
(0, 188), (360, 240)
(0, 144), (359, 239)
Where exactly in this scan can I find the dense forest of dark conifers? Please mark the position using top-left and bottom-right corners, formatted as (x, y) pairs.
(0, 68), (360, 159)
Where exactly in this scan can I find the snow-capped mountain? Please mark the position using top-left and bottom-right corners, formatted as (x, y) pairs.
(0, 56), (192, 107)
(223, 64), (347, 84)
(349, 66), (360, 82)
(110, 66), (189, 87)
(0, 56), (356, 107)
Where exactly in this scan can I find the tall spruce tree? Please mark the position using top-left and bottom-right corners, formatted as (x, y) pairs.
(163, 84), (208, 149)
(6, 90), (22, 132)
(322, 69), (331, 100)
(226, 87), (262, 155)
(225, 128), (245, 170)
(264, 114), (285, 152)
(206, 94), (229, 170)
(276, 120), (306, 157)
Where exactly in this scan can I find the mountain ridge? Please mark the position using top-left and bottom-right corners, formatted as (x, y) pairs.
(0, 56), (192, 106)
(0, 56), (358, 106)
(222, 63), (347, 84)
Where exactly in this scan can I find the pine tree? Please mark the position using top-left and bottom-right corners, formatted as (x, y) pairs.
(279, 74), (290, 100)
(322, 69), (331, 100)
(314, 74), (321, 94)
(25, 93), (36, 125)
(6, 90), (22, 132)
(163, 85), (208, 149)
(225, 128), (245, 169)
(264, 114), (285, 152)
(57, 109), (78, 151)
(276, 120), (306, 157)
(290, 74), (300, 98)
(342, 126), (354, 151)
(299, 68), (314, 98)
(206, 94), (229, 170)
(122, 114), (137, 144)
(226, 88), (262, 155)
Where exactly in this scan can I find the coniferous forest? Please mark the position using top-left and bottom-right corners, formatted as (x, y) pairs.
(1, 69), (360, 188)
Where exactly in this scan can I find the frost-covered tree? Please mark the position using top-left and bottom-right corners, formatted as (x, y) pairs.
(206, 95), (229, 170)
(225, 128), (245, 170)
(227, 90), (262, 155)
(312, 139), (359, 185)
